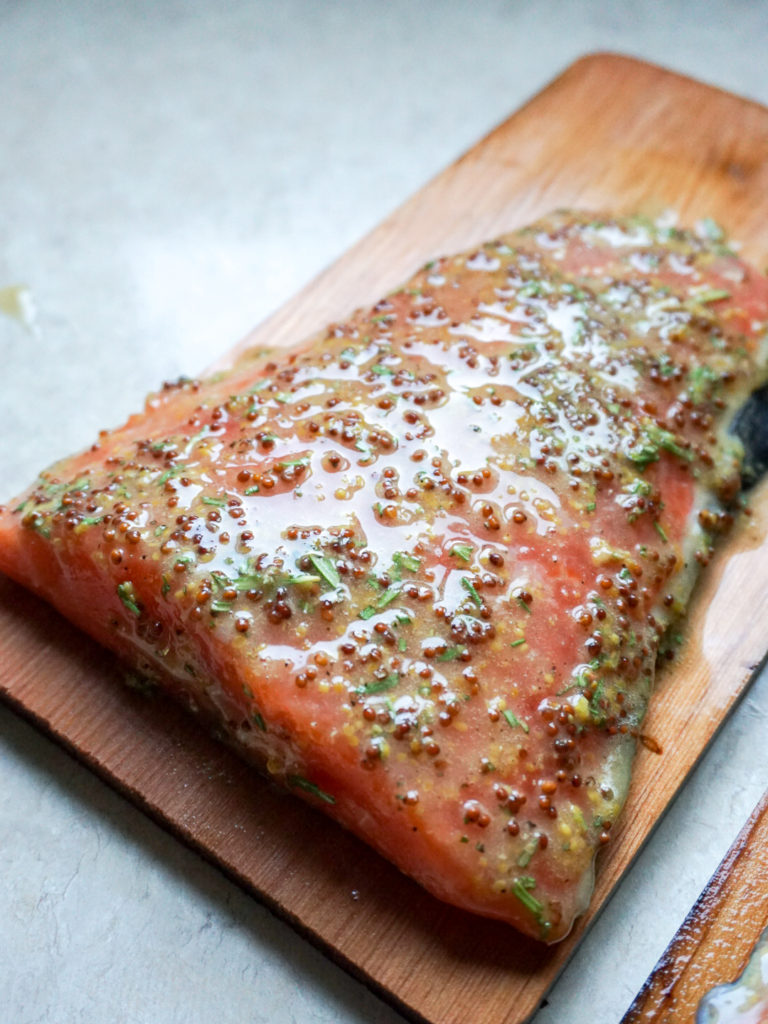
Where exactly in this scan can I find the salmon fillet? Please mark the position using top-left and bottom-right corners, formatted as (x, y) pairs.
(1, 211), (767, 942)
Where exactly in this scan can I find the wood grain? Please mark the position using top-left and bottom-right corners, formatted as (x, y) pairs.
(3, 53), (768, 1024)
(622, 791), (768, 1023)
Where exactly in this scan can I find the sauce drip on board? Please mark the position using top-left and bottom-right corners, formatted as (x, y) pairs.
(2, 211), (767, 942)
(697, 929), (768, 1024)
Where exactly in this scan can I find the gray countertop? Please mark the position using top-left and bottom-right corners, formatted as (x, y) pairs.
(2, 2), (768, 1022)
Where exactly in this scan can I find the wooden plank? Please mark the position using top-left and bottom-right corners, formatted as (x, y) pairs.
(621, 791), (768, 1023)
(3, 53), (768, 1024)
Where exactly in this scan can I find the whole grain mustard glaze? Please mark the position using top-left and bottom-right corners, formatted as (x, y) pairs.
(2, 211), (768, 942)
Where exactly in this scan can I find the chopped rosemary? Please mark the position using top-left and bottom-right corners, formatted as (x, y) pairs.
(287, 775), (336, 804)
(392, 551), (421, 573)
(512, 876), (545, 918)
(360, 674), (399, 695)
(436, 646), (467, 662)
(117, 582), (141, 617)
(450, 543), (473, 562)
(461, 577), (482, 607)
(503, 709), (529, 734)
(695, 288), (731, 304)
(307, 553), (341, 590)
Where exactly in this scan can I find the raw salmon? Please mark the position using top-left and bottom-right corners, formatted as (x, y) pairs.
(2, 212), (767, 942)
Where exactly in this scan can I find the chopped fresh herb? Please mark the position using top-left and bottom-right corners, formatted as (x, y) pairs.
(630, 423), (692, 470)
(287, 775), (336, 804)
(210, 599), (233, 613)
(252, 711), (267, 732)
(517, 842), (537, 868)
(69, 476), (91, 493)
(585, 501), (596, 512)
(654, 521), (669, 543)
(157, 463), (186, 486)
(25, 515), (51, 538)
(688, 364), (719, 404)
(161, 575), (170, 596)
(519, 280), (544, 297)
(398, 637), (407, 652)
(80, 515), (103, 526)
(234, 569), (265, 591)
(503, 709), (529, 734)
(244, 485), (260, 495)
(283, 571), (319, 586)
(630, 479), (652, 496)
(461, 577), (482, 607)
(202, 496), (225, 507)
(627, 441), (658, 470)
(509, 638), (526, 648)
(277, 456), (309, 470)
(374, 585), (400, 609)
(371, 364), (395, 376)
(392, 551), (421, 573)
(117, 582), (141, 617)
(657, 353), (676, 378)
(450, 543), (473, 562)
(515, 594), (531, 614)
(436, 646), (467, 662)
(512, 876), (544, 917)
(360, 674), (399, 695)
(475, 842), (485, 853)
(654, 427), (693, 461)
(460, 835), (469, 844)
(589, 681), (606, 724)
(695, 288), (731, 304)
(359, 606), (376, 621)
(307, 553), (341, 590)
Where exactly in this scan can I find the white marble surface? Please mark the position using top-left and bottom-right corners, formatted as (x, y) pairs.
(2, 2), (768, 1022)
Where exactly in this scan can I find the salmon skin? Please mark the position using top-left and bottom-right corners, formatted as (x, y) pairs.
(2, 211), (767, 943)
